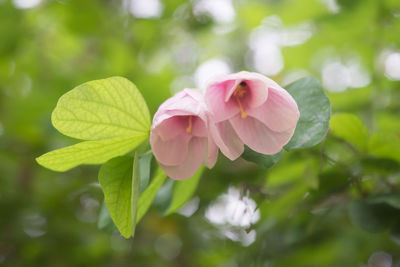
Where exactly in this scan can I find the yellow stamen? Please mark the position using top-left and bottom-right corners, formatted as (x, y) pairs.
(233, 83), (247, 118)
(236, 97), (247, 118)
(186, 116), (193, 133)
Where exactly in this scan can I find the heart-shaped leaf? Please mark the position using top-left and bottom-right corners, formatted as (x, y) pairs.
(37, 77), (151, 171)
(36, 135), (146, 171)
(52, 76), (150, 140)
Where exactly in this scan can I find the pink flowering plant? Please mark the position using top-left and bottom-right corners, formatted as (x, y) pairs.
(36, 72), (331, 238)
(150, 89), (218, 180)
(205, 71), (300, 160)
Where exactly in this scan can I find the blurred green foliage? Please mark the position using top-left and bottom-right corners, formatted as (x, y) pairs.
(1, 0), (400, 266)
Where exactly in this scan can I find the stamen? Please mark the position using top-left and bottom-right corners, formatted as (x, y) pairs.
(186, 116), (193, 133)
(233, 81), (248, 118)
(236, 97), (247, 118)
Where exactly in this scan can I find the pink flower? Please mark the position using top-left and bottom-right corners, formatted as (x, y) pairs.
(205, 71), (300, 160)
(150, 89), (218, 180)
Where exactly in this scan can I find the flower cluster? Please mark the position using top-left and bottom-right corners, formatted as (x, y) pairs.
(150, 71), (300, 180)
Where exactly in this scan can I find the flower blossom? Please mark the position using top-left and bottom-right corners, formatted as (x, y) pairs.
(205, 71), (300, 160)
(150, 89), (218, 180)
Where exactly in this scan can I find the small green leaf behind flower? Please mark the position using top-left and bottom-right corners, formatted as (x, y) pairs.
(241, 146), (283, 168)
(285, 77), (331, 151)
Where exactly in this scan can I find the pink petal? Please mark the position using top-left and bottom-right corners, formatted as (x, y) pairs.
(159, 137), (207, 180)
(206, 71), (276, 90)
(153, 116), (187, 141)
(209, 120), (244, 160)
(224, 79), (242, 102)
(154, 89), (208, 124)
(153, 115), (207, 140)
(172, 90), (208, 119)
(184, 89), (206, 104)
(230, 115), (295, 155)
(246, 79), (269, 108)
(234, 71), (283, 92)
(192, 116), (208, 137)
(204, 135), (218, 168)
(224, 78), (268, 109)
(213, 72), (270, 108)
(205, 82), (240, 123)
(150, 133), (191, 166)
(247, 87), (299, 132)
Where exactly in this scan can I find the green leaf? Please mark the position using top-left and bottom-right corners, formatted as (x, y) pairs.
(330, 113), (369, 151)
(97, 202), (118, 234)
(36, 135), (146, 172)
(139, 153), (152, 192)
(153, 179), (174, 214)
(98, 156), (135, 238)
(164, 167), (204, 216)
(348, 199), (395, 233)
(367, 193), (400, 209)
(241, 146), (283, 168)
(303, 159), (319, 190)
(52, 76), (151, 141)
(390, 222), (400, 245)
(361, 157), (400, 175)
(369, 132), (400, 163)
(136, 167), (167, 223)
(266, 158), (308, 187)
(37, 76), (152, 172)
(284, 77), (331, 150)
(130, 153), (140, 237)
